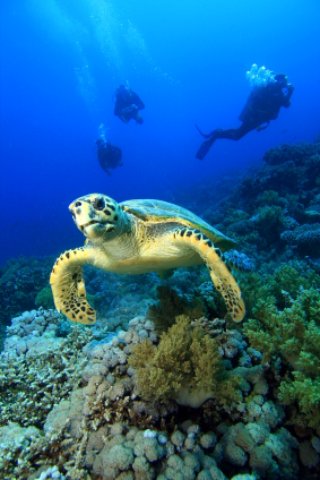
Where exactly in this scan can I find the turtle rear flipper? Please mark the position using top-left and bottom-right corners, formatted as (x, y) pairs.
(50, 248), (96, 325)
(173, 228), (245, 322)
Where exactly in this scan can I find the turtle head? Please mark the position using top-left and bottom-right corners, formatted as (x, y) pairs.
(69, 194), (128, 241)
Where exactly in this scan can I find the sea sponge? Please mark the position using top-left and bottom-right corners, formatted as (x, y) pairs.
(129, 315), (240, 407)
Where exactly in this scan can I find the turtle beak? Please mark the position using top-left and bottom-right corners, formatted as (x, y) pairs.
(82, 222), (106, 238)
(69, 200), (100, 231)
(69, 195), (118, 240)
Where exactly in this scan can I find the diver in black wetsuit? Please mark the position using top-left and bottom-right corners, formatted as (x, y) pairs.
(196, 73), (294, 160)
(114, 85), (145, 124)
(96, 138), (122, 175)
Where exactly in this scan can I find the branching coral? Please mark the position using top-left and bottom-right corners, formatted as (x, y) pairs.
(241, 263), (320, 316)
(0, 420), (73, 480)
(0, 324), (92, 428)
(129, 315), (240, 408)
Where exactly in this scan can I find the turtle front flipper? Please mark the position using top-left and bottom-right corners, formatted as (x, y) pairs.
(50, 247), (96, 325)
(173, 228), (245, 322)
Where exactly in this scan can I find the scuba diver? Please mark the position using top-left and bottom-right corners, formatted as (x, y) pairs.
(114, 84), (145, 124)
(196, 65), (294, 160)
(96, 124), (122, 175)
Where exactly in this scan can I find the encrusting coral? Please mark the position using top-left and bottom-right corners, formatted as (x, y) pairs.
(129, 314), (240, 408)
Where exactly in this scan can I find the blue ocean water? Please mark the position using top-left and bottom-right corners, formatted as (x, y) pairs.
(0, 0), (319, 265)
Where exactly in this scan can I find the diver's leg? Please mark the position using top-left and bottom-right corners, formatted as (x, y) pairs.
(196, 124), (254, 159)
(217, 124), (252, 140)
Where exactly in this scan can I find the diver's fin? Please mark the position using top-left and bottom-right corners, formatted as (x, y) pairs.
(196, 136), (216, 160)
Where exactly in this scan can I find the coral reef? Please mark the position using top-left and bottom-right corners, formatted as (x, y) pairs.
(244, 279), (320, 430)
(1, 142), (320, 479)
(0, 256), (53, 327)
(210, 142), (320, 262)
(0, 309), (92, 428)
(1, 299), (312, 479)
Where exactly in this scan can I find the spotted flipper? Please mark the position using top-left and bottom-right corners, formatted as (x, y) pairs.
(173, 228), (245, 322)
(50, 247), (96, 325)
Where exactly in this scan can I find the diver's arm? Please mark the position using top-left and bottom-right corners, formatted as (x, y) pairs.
(131, 93), (144, 109)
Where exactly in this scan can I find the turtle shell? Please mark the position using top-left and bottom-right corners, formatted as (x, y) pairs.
(120, 199), (236, 250)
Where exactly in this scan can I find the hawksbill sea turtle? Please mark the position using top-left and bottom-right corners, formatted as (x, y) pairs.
(50, 194), (245, 325)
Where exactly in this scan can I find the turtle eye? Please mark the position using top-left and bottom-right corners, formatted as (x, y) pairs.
(94, 198), (105, 211)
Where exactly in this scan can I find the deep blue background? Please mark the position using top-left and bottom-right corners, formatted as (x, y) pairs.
(1, 0), (319, 265)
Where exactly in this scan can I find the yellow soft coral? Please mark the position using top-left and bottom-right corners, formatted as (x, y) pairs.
(129, 315), (240, 408)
